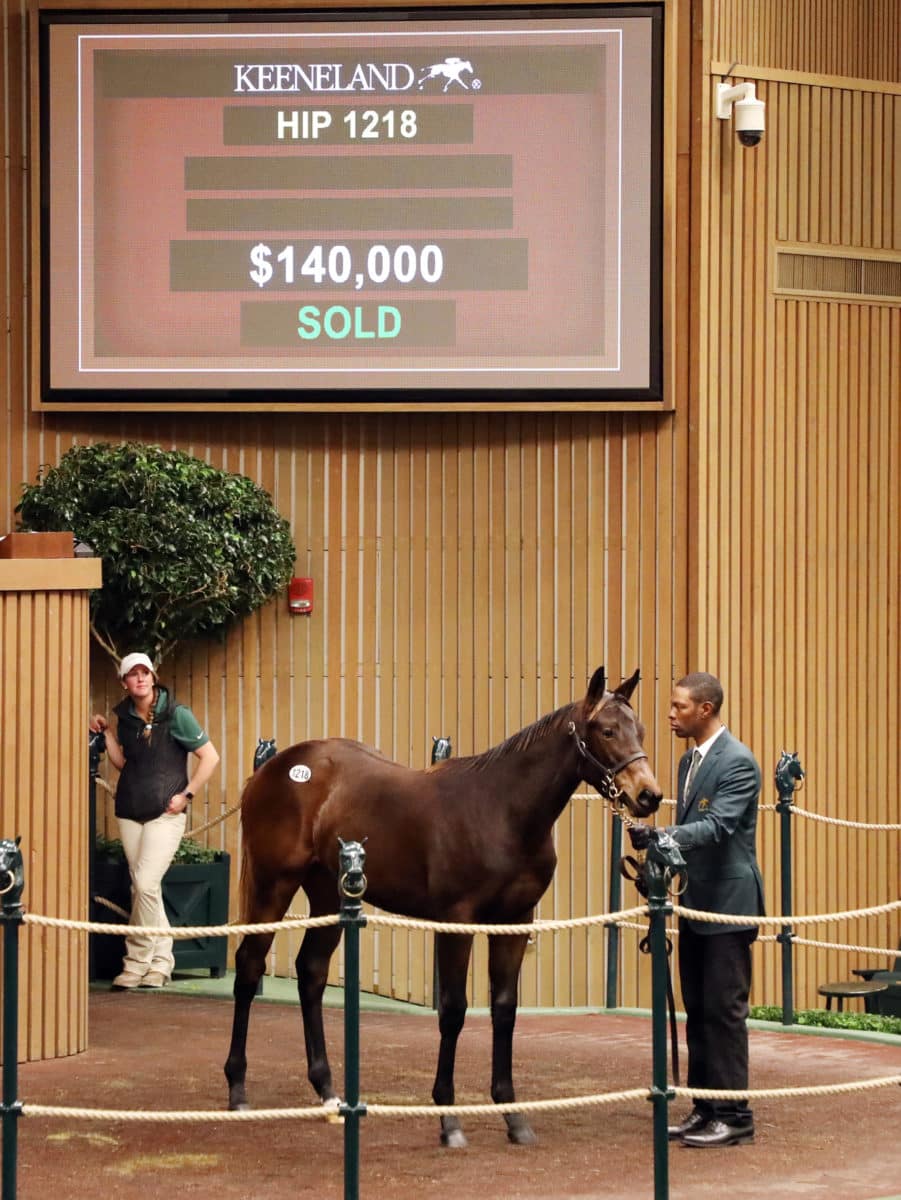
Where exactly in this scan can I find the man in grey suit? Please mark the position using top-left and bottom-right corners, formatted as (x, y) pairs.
(629, 672), (764, 1147)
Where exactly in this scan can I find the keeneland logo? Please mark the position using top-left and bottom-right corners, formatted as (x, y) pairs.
(417, 57), (475, 91)
(233, 56), (480, 93)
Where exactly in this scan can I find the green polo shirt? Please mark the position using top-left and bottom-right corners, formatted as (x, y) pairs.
(125, 687), (210, 751)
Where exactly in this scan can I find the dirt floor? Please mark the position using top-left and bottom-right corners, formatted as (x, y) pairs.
(12, 985), (901, 1200)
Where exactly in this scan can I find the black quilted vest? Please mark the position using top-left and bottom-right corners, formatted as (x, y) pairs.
(113, 688), (189, 823)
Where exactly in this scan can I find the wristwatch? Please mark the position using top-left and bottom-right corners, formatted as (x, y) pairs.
(184, 791), (194, 800)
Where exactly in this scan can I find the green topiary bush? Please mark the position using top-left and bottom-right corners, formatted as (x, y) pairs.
(17, 441), (296, 663)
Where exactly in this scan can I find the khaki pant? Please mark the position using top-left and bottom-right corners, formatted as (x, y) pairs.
(117, 810), (187, 978)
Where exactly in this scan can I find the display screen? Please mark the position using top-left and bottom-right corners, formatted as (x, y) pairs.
(36, 6), (663, 410)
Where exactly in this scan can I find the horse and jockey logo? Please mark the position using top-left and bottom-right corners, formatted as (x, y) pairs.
(417, 57), (479, 92)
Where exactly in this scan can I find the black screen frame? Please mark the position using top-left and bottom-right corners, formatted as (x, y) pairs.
(35, 3), (665, 412)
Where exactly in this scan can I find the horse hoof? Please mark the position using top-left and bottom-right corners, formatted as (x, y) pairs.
(228, 1101), (250, 1112)
(505, 1116), (538, 1146)
(322, 1096), (343, 1123)
(440, 1128), (468, 1149)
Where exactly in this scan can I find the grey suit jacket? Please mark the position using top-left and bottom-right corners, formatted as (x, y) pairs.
(666, 728), (765, 935)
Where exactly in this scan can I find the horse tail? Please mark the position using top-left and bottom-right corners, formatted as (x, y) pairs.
(237, 776), (257, 923)
(238, 840), (256, 923)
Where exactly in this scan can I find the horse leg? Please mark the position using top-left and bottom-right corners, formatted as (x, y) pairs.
(224, 874), (298, 1111)
(296, 865), (343, 1104)
(431, 931), (474, 1148)
(224, 929), (276, 1110)
(488, 931), (537, 1145)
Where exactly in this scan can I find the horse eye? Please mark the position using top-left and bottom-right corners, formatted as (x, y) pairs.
(602, 728), (615, 738)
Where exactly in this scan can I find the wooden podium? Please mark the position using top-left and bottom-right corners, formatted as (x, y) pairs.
(0, 538), (102, 1061)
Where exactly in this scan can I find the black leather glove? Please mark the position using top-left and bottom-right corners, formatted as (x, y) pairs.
(628, 823), (652, 851)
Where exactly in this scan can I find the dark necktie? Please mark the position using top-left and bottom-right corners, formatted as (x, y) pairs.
(680, 748), (702, 818)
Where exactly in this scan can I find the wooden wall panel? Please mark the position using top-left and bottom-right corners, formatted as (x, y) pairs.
(711, 0), (901, 84)
(0, 565), (99, 1062)
(81, 411), (682, 1012)
(14, 0), (901, 1025)
(695, 9), (901, 1009)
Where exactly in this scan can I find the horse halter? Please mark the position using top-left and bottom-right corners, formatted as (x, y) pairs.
(566, 719), (648, 804)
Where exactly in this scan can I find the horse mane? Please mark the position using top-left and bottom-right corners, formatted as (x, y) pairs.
(451, 702), (578, 773)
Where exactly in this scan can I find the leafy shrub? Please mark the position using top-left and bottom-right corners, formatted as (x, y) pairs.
(751, 1004), (901, 1036)
(17, 441), (295, 662)
(95, 833), (221, 865)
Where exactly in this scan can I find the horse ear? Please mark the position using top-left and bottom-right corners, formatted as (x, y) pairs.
(586, 666), (607, 704)
(615, 669), (641, 702)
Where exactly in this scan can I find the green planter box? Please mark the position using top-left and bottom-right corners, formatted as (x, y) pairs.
(91, 852), (230, 980)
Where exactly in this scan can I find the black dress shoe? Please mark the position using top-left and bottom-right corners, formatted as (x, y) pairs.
(667, 1109), (710, 1141)
(682, 1119), (754, 1148)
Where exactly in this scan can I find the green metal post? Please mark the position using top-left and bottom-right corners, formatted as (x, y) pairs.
(1, 839), (25, 1200)
(605, 815), (623, 1008)
(774, 752), (804, 1027)
(338, 840), (368, 1200)
(645, 847), (674, 1200)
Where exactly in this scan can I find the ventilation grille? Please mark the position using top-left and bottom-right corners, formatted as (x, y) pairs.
(777, 250), (901, 302)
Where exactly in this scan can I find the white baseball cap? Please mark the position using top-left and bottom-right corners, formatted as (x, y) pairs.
(118, 652), (156, 679)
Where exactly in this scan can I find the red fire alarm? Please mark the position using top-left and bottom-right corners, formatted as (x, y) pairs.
(288, 577), (314, 615)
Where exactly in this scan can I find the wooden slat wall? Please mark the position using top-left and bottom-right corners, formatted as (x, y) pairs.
(0, 569), (97, 1061)
(5, 0), (899, 1024)
(695, 0), (901, 1008)
(2, 0), (691, 1015)
(87, 414), (681, 1009)
(711, 0), (901, 84)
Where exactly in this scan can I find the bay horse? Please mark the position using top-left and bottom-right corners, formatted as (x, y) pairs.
(224, 667), (661, 1146)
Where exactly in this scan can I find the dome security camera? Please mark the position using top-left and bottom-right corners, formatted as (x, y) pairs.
(734, 96), (765, 147)
(716, 81), (766, 148)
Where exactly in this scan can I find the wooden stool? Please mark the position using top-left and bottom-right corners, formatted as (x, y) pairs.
(817, 980), (888, 1012)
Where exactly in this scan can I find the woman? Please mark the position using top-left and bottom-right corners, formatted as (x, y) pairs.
(90, 653), (220, 990)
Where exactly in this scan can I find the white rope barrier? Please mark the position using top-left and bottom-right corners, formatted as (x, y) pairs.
(579, 791), (901, 830)
(34, 770), (899, 1147)
(23, 912), (340, 937)
(366, 1091), (650, 1116)
(22, 1074), (901, 1125)
(184, 802), (242, 840)
(673, 1076), (901, 1101)
(21, 896), (901, 943)
(23, 1104), (339, 1123)
(16, 881), (901, 1133)
(613, 923), (901, 958)
(71, 902), (901, 960)
(94, 789), (901, 835)
(783, 805), (901, 831)
(785, 935), (899, 956)
(673, 898), (901, 928)
(364, 906), (650, 935)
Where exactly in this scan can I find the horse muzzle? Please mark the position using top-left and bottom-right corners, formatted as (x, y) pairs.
(617, 764), (663, 818)
(633, 785), (664, 818)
